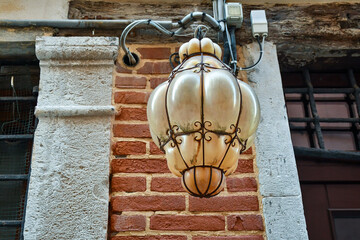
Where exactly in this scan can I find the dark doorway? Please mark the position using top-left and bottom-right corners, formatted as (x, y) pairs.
(298, 157), (360, 240)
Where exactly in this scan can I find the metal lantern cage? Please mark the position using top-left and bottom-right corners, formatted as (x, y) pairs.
(120, 8), (266, 198)
(147, 38), (260, 198)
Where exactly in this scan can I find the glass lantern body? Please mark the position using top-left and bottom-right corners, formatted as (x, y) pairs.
(147, 53), (260, 197)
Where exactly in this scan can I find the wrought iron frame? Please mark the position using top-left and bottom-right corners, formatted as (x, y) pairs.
(156, 51), (247, 197)
(283, 68), (360, 161)
(181, 165), (225, 198)
(0, 71), (38, 240)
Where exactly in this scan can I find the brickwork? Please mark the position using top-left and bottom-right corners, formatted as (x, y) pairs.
(110, 44), (265, 240)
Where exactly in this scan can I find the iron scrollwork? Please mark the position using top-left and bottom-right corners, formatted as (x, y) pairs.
(159, 52), (247, 171)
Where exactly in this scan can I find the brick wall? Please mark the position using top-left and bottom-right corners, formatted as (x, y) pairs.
(110, 44), (265, 240)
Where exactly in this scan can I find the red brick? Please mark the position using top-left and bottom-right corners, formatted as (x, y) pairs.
(189, 196), (259, 212)
(113, 124), (151, 138)
(115, 62), (132, 73)
(137, 62), (172, 74)
(151, 177), (184, 192)
(113, 141), (146, 155)
(193, 236), (264, 240)
(112, 236), (187, 240)
(226, 177), (257, 192)
(116, 107), (147, 121)
(110, 214), (145, 232)
(112, 196), (185, 211)
(115, 76), (147, 89)
(111, 177), (146, 192)
(111, 158), (170, 173)
(114, 91), (149, 104)
(235, 159), (254, 173)
(150, 215), (225, 231)
(150, 77), (168, 89)
(227, 215), (264, 231)
(137, 47), (171, 59)
(150, 142), (164, 155)
(242, 146), (253, 155)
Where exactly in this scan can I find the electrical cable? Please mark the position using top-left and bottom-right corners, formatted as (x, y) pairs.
(194, 25), (209, 39)
(120, 11), (265, 70)
(121, 19), (180, 64)
(224, 24), (237, 73)
(240, 35), (265, 71)
(220, 0), (237, 74)
(120, 14), (222, 65)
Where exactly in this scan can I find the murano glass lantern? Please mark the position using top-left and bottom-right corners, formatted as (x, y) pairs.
(147, 37), (260, 198)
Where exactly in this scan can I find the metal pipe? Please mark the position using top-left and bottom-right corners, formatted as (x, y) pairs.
(0, 174), (29, 180)
(0, 96), (36, 101)
(0, 134), (33, 140)
(348, 69), (360, 119)
(0, 220), (22, 227)
(284, 88), (355, 94)
(212, 0), (219, 20)
(289, 117), (360, 123)
(173, 12), (223, 32)
(290, 126), (355, 132)
(120, 13), (223, 64)
(217, 0), (225, 31)
(120, 19), (176, 64)
(0, 19), (175, 29)
(303, 69), (325, 149)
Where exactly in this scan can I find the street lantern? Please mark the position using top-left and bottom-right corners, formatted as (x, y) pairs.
(147, 37), (260, 197)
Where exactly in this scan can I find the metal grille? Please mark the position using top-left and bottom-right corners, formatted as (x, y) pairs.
(282, 69), (360, 161)
(0, 66), (39, 240)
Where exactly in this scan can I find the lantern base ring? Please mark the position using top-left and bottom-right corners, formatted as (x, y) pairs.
(181, 165), (225, 198)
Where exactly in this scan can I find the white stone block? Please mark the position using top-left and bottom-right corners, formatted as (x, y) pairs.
(244, 42), (301, 197)
(263, 196), (309, 240)
(24, 37), (118, 240)
(243, 42), (308, 240)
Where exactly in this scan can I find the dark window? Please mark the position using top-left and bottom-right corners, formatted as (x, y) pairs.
(330, 209), (360, 240)
(0, 65), (39, 240)
(282, 68), (360, 240)
(283, 69), (360, 152)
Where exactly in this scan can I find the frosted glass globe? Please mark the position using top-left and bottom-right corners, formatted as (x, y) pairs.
(147, 39), (260, 197)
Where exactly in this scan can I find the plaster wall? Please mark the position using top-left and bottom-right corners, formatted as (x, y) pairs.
(0, 0), (69, 20)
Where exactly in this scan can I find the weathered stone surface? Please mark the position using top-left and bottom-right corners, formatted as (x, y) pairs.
(24, 37), (118, 240)
(245, 42), (301, 197)
(66, 1), (360, 70)
(35, 105), (115, 117)
(36, 36), (119, 60)
(263, 196), (308, 240)
(245, 42), (308, 240)
(68, 1), (211, 21)
(25, 117), (111, 239)
(239, 3), (360, 69)
(35, 37), (118, 109)
(0, 0), (69, 20)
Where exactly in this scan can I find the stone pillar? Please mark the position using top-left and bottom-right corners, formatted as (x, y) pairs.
(24, 37), (118, 240)
(244, 42), (309, 240)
